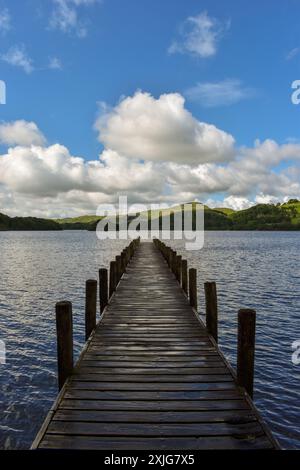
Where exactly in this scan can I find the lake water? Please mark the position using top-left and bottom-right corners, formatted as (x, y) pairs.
(0, 231), (299, 449)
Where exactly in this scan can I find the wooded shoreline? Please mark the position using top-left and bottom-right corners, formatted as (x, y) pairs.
(1, 200), (300, 231)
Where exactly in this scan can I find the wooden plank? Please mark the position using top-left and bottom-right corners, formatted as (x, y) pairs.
(59, 399), (249, 411)
(72, 373), (234, 383)
(84, 353), (221, 360)
(47, 421), (264, 437)
(38, 435), (274, 450)
(53, 409), (257, 423)
(63, 389), (242, 400)
(80, 360), (225, 368)
(76, 367), (230, 375)
(69, 381), (236, 391)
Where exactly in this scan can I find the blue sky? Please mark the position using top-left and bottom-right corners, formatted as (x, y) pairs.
(0, 0), (300, 217)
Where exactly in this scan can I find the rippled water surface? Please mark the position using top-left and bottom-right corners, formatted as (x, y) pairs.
(0, 231), (299, 449)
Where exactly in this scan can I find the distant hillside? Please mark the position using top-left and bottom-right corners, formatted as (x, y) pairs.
(0, 213), (61, 231)
(226, 200), (300, 230)
(129, 201), (300, 231)
(135, 204), (233, 230)
(54, 215), (103, 230)
(228, 204), (295, 230)
(1, 200), (299, 231)
(281, 199), (300, 225)
(214, 207), (236, 215)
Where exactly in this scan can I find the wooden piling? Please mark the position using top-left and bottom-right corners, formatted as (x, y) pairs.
(56, 301), (73, 391)
(171, 250), (177, 275)
(181, 259), (188, 295)
(116, 255), (122, 283)
(99, 268), (108, 314)
(121, 250), (126, 273)
(85, 279), (97, 341)
(125, 246), (130, 266)
(205, 281), (218, 343)
(130, 242), (134, 259)
(109, 261), (116, 298)
(189, 268), (197, 310)
(237, 308), (256, 398)
(165, 246), (170, 267)
(176, 255), (182, 284)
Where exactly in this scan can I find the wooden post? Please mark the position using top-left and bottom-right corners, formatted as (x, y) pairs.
(182, 259), (188, 295)
(125, 246), (130, 266)
(176, 255), (182, 284)
(237, 309), (256, 398)
(167, 247), (172, 267)
(85, 280), (97, 341)
(116, 255), (122, 283)
(121, 250), (126, 273)
(99, 268), (108, 314)
(171, 250), (177, 275)
(109, 261), (116, 298)
(56, 301), (73, 391)
(189, 268), (197, 310)
(159, 210), (162, 233)
(205, 281), (218, 343)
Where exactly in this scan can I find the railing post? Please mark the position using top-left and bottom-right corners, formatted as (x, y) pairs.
(176, 255), (182, 284)
(85, 280), (97, 341)
(237, 309), (256, 398)
(171, 250), (177, 275)
(121, 250), (126, 273)
(182, 259), (188, 295)
(56, 301), (73, 391)
(109, 260), (116, 298)
(189, 268), (197, 310)
(167, 247), (172, 267)
(205, 281), (218, 343)
(125, 246), (130, 266)
(99, 268), (108, 314)
(116, 255), (122, 283)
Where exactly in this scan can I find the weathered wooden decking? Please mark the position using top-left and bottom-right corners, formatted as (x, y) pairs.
(33, 241), (277, 450)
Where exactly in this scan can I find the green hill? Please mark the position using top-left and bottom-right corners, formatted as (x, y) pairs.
(228, 204), (291, 230)
(54, 214), (104, 230)
(281, 199), (300, 225)
(0, 213), (62, 231)
(214, 207), (236, 215)
(227, 200), (300, 230)
(139, 200), (300, 231)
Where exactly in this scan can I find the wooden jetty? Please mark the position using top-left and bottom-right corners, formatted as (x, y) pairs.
(32, 239), (278, 450)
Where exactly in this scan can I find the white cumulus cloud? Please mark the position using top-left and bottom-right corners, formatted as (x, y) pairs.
(0, 112), (300, 217)
(0, 121), (46, 147)
(95, 91), (235, 165)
